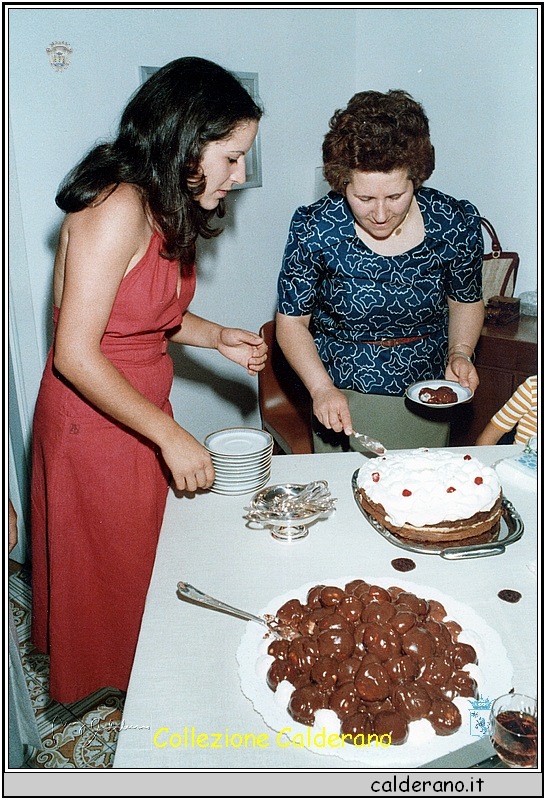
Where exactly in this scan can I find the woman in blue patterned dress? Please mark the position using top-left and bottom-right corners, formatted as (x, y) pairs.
(276, 90), (484, 451)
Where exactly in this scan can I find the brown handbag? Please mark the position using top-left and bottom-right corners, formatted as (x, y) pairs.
(481, 217), (519, 304)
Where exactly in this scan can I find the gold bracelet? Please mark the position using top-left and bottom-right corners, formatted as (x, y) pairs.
(448, 351), (474, 364)
(448, 343), (475, 357)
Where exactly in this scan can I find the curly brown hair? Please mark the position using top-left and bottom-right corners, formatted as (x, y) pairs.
(322, 90), (435, 193)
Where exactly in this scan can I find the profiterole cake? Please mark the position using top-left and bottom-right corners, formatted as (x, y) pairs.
(356, 449), (502, 542)
(418, 385), (458, 405)
(265, 581), (479, 746)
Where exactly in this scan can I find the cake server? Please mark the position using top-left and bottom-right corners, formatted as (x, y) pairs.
(351, 431), (387, 455)
(176, 581), (297, 640)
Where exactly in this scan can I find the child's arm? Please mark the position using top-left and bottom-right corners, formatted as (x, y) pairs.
(475, 421), (504, 446)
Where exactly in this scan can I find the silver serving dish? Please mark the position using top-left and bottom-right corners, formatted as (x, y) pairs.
(351, 469), (523, 559)
(244, 481), (336, 542)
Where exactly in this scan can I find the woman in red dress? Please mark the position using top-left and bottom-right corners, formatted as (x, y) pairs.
(31, 57), (266, 704)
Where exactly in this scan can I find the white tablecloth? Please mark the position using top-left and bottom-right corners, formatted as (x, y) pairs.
(114, 445), (537, 769)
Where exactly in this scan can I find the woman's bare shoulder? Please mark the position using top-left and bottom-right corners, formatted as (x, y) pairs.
(54, 184), (154, 304)
(64, 183), (151, 244)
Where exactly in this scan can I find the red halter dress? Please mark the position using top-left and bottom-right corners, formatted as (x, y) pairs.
(31, 229), (195, 703)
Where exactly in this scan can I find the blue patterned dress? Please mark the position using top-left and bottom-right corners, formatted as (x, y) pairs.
(277, 187), (483, 396)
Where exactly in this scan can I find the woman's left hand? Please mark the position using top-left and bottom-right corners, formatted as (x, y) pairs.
(445, 298), (484, 393)
(217, 328), (268, 375)
(445, 356), (479, 392)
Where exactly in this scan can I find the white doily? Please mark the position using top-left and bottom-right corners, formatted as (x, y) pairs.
(236, 576), (512, 767)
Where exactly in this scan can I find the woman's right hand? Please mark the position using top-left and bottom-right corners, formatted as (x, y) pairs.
(312, 385), (353, 435)
(160, 428), (216, 493)
(274, 313), (354, 437)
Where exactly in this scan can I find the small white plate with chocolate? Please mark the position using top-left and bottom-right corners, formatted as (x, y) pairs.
(406, 380), (473, 408)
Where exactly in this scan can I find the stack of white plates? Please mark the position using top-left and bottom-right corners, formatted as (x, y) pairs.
(204, 427), (274, 495)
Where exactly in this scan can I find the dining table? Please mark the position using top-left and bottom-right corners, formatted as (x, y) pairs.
(113, 444), (537, 770)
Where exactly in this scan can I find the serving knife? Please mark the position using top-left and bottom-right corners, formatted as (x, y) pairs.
(351, 431), (387, 455)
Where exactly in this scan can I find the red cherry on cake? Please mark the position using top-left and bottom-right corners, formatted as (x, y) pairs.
(402, 489), (412, 497)
(371, 472), (380, 482)
(474, 476), (483, 485)
(446, 486), (456, 493)
(464, 455), (472, 460)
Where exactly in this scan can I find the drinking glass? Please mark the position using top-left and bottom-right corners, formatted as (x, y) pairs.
(490, 693), (538, 768)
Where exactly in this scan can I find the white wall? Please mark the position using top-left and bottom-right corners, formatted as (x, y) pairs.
(9, 6), (537, 449)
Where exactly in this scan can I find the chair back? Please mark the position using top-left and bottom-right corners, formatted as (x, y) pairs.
(258, 321), (313, 454)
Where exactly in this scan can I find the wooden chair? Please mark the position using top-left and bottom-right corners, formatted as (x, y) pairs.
(258, 320), (313, 454)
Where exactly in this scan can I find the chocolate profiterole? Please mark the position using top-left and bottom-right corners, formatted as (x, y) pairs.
(266, 580), (478, 745)
(418, 385), (458, 405)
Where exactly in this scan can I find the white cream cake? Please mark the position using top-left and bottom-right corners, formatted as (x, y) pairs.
(356, 449), (503, 542)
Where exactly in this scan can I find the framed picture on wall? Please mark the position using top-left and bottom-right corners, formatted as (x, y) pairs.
(139, 66), (262, 190)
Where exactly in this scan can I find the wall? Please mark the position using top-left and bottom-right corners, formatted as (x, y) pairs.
(8, 116), (43, 559)
(9, 6), (537, 454)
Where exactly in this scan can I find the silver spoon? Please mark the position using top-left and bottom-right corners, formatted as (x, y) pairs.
(176, 582), (298, 640)
(262, 480), (330, 509)
(291, 480), (329, 503)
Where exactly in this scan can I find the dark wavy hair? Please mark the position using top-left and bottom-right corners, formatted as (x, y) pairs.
(55, 57), (263, 264)
(322, 90), (435, 193)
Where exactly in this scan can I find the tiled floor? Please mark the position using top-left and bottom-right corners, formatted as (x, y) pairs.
(9, 561), (125, 768)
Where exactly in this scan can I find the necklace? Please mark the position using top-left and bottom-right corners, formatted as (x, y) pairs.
(391, 205), (411, 237)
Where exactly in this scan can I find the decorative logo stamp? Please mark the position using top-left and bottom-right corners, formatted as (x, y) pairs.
(46, 41), (73, 72)
(468, 697), (493, 737)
